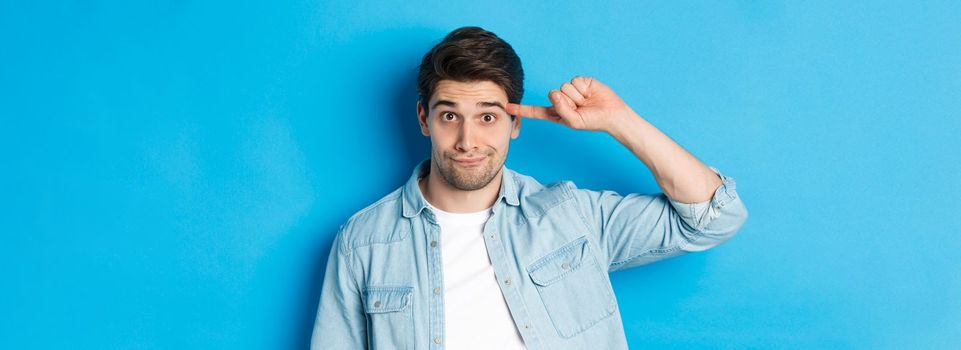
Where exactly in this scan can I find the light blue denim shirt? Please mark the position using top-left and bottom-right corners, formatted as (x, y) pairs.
(311, 159), (748, 349)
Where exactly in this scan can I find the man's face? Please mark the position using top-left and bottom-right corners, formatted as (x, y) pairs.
(417, 80), (521, 191)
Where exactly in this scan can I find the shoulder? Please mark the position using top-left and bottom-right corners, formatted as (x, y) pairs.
(335, 187), (410, 254)
(509, 169), (579, 218)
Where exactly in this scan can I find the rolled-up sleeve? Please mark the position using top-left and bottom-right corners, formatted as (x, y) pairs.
(570, 166), (748, 273)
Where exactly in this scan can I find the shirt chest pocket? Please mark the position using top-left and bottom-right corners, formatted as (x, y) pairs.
(363, 286), (413, 350)
(527, 236), (616, 338)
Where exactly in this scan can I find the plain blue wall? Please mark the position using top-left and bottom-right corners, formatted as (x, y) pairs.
(3, 1), (959, 348)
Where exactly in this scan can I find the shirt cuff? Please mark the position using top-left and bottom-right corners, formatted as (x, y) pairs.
(667, 166), (739, 231)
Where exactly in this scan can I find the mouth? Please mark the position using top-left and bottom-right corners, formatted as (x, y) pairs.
(452, 156), (486, 167)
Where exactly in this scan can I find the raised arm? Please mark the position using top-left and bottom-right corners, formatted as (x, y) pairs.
(506, 76), (720, 203)
(507, 76), (748, 271)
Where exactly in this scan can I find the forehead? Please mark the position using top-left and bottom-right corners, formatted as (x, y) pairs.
(431, 80), (507, 104)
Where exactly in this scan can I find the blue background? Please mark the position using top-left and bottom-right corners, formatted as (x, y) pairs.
(3, 1), (959, 349)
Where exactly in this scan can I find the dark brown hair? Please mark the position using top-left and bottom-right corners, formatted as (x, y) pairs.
(417, 26), (524, 119)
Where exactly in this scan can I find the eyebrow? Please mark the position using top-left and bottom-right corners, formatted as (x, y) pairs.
(431, 100), (506, 112)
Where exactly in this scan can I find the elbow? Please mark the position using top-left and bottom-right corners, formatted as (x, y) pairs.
(721, 198), (748, 238)
(705, 195), (748, 242)
(685, 194), (748, 252)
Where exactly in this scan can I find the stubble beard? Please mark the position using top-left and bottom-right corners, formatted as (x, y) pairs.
(433, 148), (502, 191)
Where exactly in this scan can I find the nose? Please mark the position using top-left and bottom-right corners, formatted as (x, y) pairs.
(455, 119), (477, 152)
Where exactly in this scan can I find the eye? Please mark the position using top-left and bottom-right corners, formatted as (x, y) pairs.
(481, 114), (496, 123)
(441, 112), (457, 121)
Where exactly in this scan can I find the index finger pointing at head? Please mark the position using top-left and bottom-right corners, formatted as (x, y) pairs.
(506, 103), (556, 120)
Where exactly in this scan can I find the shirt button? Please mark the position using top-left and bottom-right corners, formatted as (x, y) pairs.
(433, 287), (441, 295)
(434, 336), (442, 344)
(490, 233), (496, 240)
(430, 240), (437, 248)
(561, 262), (569, 270)
(373, 301), (381, 308)
(504, 278), (511, 285)
(524, 323), (530, 329)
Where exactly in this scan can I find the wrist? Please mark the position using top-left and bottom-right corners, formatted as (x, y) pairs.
(604, 108), (642, 139)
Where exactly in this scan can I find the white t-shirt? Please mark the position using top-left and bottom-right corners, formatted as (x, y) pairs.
(427, 202), (527, 350)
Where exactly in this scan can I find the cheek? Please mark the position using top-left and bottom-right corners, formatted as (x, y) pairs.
(473, 128), (500, 142)
(488, 130), (513, 151)
(428, 126), (454, 140)
(429, 131), (460, 152)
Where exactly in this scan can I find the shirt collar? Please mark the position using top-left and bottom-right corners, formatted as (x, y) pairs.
(401, 158), (520, 218)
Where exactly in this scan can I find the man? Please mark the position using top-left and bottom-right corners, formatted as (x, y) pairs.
(310, 26), (748, 350)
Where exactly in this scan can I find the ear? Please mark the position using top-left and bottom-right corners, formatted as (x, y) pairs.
(416, 100), (430, 136)
(510, 114), (521, 139)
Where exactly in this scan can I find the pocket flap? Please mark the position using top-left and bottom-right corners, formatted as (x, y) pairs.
(528, 236), (590, 286)
(363, 286), (412, 314)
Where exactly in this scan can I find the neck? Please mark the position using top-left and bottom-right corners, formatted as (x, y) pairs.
(419, 161), (502, 213)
